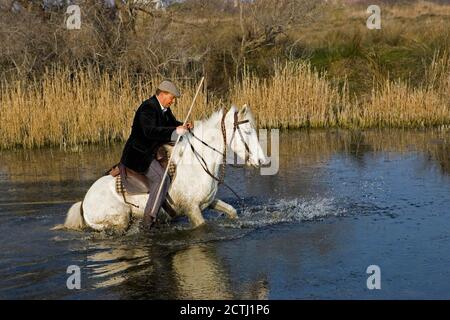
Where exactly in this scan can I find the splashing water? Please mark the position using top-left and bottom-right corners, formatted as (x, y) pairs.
(217, 197), (342, 229)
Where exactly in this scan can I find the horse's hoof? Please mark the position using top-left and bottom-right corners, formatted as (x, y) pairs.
(229, 210), (238, 219)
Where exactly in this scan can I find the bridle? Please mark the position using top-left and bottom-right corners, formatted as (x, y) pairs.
(230, 111), (251, 164)
(186, 111), (252, 200)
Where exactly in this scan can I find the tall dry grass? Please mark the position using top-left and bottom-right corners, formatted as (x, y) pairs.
(230, 62), (350, 128)
(230, 61), (449, 129)
(361, 80), (448, 128)
(0, 59), (449, 150)
(0, 65), (211, 149)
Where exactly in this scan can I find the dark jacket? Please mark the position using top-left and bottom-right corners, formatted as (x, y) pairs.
(120, 95), (183, 173)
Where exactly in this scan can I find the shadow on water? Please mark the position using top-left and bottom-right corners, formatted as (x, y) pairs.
(0, 128), (449, 299)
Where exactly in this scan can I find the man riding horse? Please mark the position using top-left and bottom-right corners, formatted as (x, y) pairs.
(119, 80), (193, 230)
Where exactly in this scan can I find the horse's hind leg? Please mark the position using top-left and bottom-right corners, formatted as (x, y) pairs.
(209, 199), (238, 219)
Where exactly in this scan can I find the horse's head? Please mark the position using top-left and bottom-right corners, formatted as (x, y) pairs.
(226, 104), (269, 167)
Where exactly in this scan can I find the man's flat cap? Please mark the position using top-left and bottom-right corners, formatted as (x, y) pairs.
(158, 80), (181, 97)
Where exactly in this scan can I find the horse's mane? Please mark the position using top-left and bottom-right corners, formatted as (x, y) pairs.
(168, 108), (228, 159)
(168, 105), (256, 161)
(197, 105), (257, 131)
(201, 108), (226, 128)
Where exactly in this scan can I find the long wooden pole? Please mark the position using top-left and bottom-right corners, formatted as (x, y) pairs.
(148, 77), (205, 222)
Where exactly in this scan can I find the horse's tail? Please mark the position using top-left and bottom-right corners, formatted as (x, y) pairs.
(51, 201), (86, 231)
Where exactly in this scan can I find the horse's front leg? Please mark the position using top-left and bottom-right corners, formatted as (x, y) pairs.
(209, 199), (238, 219)
(187, 205), (206, 228)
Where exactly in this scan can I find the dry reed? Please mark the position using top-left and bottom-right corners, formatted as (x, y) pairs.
(1, 60), (449, 150)
(0, 65), (211, 149)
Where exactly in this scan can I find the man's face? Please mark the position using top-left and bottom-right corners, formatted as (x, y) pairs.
(158, 92), (176, 107)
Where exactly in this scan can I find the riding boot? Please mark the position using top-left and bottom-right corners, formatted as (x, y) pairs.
(142, 215), (157, 231)
(142, 159), (170, 231)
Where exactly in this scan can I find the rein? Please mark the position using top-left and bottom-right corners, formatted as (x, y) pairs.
(231, 111), (251, 163)
(185, 111), (251, 201)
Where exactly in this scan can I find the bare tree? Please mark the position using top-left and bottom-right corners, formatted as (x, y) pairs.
(231, 0), (322, 78)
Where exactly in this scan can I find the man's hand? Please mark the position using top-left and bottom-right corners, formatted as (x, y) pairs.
(176, 125), (188, 136)
(186, 122), (194, 130)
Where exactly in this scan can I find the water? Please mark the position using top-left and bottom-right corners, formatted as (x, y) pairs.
(0, 129), (449, 299)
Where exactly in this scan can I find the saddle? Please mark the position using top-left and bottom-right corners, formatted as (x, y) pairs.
(106, 144), (177, 193)
(105, 144), (178, 216)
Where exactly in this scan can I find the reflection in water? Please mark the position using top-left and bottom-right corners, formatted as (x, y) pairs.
(87, 245), (150, 289)
(0, 144), (122, 183)
(84, 238), (270, 299)
(0, 128), (449, 299)
(276, 129), (449, 175)
(0, 129), (448, 185)
(79, 197), (347, 299)
(172, 245), (233, 300)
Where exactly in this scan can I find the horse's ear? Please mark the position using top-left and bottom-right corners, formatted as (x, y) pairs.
(239, 104), (249, 116)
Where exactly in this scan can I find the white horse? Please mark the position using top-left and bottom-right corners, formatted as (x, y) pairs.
(59, 105), (268, 232)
